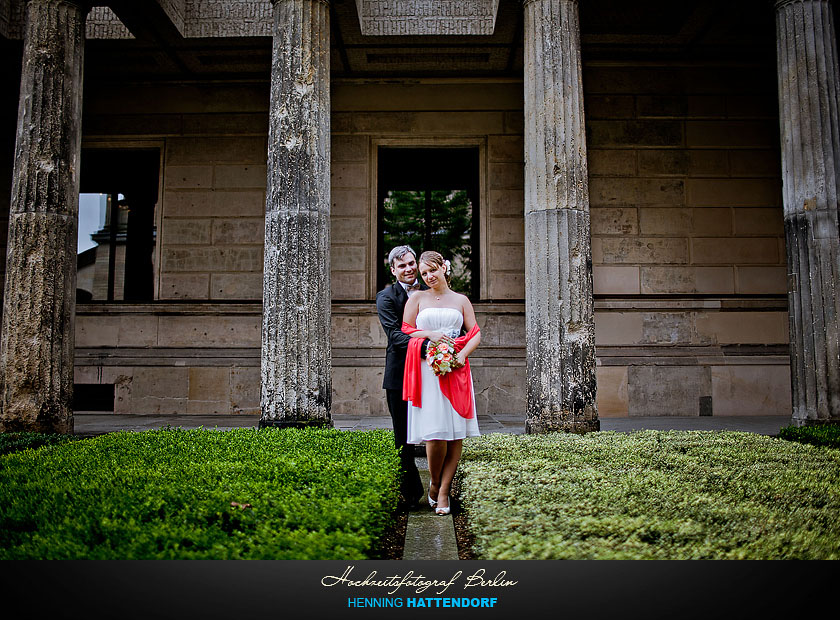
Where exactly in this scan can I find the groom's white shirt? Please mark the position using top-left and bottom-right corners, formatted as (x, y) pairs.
(400, 280), (421, 297)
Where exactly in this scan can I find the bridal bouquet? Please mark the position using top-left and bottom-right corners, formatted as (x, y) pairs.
(426, 339), (463, 377)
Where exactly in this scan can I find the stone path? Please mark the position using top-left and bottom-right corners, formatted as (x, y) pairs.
(402, 465), (459, 561)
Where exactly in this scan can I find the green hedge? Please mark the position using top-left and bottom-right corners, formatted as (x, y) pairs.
(458, 431), (840, 560)
(0, 431), (75, 456)
(779, 424), (840, 449)
(0, 427), (400, 560)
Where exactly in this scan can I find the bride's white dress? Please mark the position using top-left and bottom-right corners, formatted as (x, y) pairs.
(407, 307), (481, 444)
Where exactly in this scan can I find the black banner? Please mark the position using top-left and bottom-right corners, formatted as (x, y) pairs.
(1, 560), (809, 620)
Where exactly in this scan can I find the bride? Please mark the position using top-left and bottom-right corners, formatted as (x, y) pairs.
(401, 251), (481, 516)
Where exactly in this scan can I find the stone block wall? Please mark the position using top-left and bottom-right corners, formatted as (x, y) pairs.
(331, 135), (370, 299)
(69, 67), (790, 418)
(160, 136), (267, 300)
(74, 303), (526, 417)
(75, 305), (261, 414)
(330, 80), (524, 299)
(585, 63), (786, 297)
(583, 62), (790, 417)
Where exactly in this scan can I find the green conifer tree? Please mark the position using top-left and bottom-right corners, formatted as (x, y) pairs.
(382, 189), (472, 294)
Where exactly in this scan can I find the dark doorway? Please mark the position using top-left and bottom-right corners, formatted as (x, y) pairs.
(78, 149), (159, 302)
(377, 147), (480, 299)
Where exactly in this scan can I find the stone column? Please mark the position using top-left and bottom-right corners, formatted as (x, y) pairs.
(261, 0), (332, 428)
(776, 0), (840, 426)
(523, 0), (598, 433)
(0, 0), (87, 434)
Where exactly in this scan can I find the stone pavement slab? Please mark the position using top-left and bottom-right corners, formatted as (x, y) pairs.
(72, 413), (792, 436)
(402, 469), (458, 561)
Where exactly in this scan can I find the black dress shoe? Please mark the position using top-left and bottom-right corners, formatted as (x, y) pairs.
(404, 493), (423, 509)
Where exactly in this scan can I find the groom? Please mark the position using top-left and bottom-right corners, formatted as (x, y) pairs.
(376, 245), (428, 507)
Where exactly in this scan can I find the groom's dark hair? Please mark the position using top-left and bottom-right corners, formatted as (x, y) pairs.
(388, 245), (417, 267)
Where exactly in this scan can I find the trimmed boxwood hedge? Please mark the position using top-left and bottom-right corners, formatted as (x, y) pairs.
(458, 431), (840, 560)
(0, 427), (400, 560)
(779, 423), (840, 449)
(0, 431), (75, 456)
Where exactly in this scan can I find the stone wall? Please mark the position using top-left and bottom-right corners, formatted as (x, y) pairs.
(71, 66), (790, 418)
(160, 135), (267, 300)
(584, 61), (789, 417)
(585, 63), (785, 298)
(330, 80), (524, 299)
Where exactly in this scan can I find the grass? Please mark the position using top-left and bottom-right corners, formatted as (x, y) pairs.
(457, 430), (840, 559)
(0, 427), (400, 560)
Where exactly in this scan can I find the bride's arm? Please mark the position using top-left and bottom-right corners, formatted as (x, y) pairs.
(402, 294), (445, 342)
(456, 297), (481, 365)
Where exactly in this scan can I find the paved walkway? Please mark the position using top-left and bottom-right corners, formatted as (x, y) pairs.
(74, 413), (792, 437)
(402, 465), (459, 561)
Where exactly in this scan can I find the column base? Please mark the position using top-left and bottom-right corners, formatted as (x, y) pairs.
(526, 418), (600, 434)
(790, 417), (840, 428)
(258, 418), (333, 430)
(0, 417), (74, 435)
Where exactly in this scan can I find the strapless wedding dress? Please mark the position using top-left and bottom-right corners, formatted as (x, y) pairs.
(406, 307), (480, 444)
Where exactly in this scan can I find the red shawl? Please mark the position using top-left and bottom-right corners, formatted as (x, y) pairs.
(401, 322), (480, 420)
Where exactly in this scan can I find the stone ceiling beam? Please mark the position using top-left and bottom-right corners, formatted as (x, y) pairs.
(355, 0), (499, 36)
(107, 0), (184, 43)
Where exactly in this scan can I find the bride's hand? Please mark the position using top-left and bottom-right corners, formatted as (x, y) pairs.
(455, 351), (467, 367)
(427, 331), (445, 343)
(439, 335), (456, 348)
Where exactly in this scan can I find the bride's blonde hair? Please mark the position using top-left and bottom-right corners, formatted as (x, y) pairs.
(419, 251), (451, 286)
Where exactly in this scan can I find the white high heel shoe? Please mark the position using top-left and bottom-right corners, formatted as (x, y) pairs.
(428, 493), (437, 508)
(435, 497), (451, 516)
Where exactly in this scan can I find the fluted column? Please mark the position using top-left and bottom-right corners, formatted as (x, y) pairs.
(776, 0), (840, 426)
(523, 0), (598, 433)
(261, 0), (332, 428)
(0, 0), (87, 433)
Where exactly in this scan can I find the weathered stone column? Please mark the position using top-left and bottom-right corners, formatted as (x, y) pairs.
(261, 0), (332, 428)
(776, 0), (840, 426)
(523, 0), (598, 433)
(0, 0), (87, 434)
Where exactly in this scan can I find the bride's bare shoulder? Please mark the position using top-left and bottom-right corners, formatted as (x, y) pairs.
(454, 291), (470, 305)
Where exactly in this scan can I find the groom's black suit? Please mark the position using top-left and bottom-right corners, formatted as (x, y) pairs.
(376, 281), (426, 505)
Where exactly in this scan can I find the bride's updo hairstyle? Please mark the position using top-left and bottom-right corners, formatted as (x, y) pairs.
(419, 251), (452, 286)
